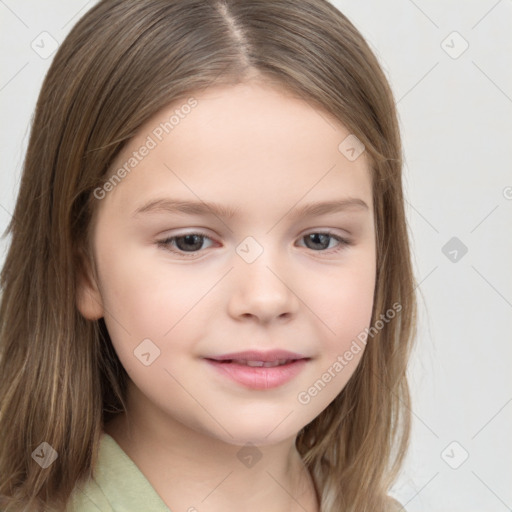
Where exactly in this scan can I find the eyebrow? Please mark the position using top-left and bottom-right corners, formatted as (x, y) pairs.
(132, 197), (369, 220)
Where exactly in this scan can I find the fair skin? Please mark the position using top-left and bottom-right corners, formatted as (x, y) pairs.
(77, 79), (376, 512)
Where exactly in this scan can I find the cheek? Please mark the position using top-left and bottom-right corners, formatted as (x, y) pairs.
(317, 257), (376, 356)
(294, 261), (375, 411)
(95, 240), (214, 362)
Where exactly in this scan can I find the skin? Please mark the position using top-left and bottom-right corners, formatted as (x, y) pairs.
(77, 79), (376, 512)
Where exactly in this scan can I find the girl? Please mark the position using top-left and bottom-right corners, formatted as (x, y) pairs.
(0, 1), (417, 511)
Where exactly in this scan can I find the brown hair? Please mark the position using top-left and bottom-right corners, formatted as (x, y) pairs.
(0, 1), (417, 510)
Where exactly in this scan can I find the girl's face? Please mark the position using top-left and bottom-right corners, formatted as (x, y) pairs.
(78, 80), (376, 446)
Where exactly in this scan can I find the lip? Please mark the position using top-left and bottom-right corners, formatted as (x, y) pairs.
(205, 349), (307, 363)
(204, 358), (309, 390)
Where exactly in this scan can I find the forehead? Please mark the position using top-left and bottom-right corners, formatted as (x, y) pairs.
(97, 81), (373, 221)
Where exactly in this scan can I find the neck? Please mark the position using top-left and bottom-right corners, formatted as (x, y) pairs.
(104, 388), (319, 512)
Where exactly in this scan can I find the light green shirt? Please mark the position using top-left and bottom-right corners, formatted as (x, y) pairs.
(69, 431), (405, 512)
(69, 432), (171, 511)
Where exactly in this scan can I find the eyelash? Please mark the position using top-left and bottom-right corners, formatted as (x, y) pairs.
(156, 230), (352, 259)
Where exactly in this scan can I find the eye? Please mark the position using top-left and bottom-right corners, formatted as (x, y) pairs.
(297, 231), (352, 254)
(156, 230), (352, 258)
(157, 231), (215, 258)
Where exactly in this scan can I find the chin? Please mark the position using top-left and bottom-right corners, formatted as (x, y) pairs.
(213, 426), (299, 448)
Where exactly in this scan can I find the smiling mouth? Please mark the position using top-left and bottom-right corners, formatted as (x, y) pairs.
(208, 358), (303, 367)
(204, 358), (310, 390)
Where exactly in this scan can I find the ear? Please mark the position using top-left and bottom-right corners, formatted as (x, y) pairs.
(75, 249), (104, 320)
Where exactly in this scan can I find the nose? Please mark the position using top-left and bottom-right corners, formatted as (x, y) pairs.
(227, 244), (300, 324)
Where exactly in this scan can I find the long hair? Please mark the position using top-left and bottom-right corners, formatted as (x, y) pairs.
(0, 1), (417, 510)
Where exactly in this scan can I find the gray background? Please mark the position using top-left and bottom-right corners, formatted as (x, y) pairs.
(1, 1), (511, 510)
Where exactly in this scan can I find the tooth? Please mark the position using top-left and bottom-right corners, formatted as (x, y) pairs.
(244, 360), (265, 367)
(230, 359), (293, 367)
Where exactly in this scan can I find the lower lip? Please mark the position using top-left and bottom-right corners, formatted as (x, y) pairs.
(205, 359), (309, 390)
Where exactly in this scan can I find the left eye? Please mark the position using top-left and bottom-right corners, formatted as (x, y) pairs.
(157, 231), (351, 258)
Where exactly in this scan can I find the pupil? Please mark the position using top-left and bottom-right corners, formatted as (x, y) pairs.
(308, 233), (329, 250)
(177, 234), (203, 251)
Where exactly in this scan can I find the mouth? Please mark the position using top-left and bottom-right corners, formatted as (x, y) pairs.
(206, 358), (306, 367)
(204, 357), (310, 390)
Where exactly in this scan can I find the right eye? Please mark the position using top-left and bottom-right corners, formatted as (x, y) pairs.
(157, 231), (216, 258)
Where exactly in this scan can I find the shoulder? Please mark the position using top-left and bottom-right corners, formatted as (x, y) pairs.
(68, 431), (171, 511)
(68, 480), (114, 512)
(385, 496), (407, 512)
(66, 433), (117, 511)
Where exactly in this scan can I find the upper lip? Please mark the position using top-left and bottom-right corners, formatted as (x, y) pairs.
(205, 350), (309, 362)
